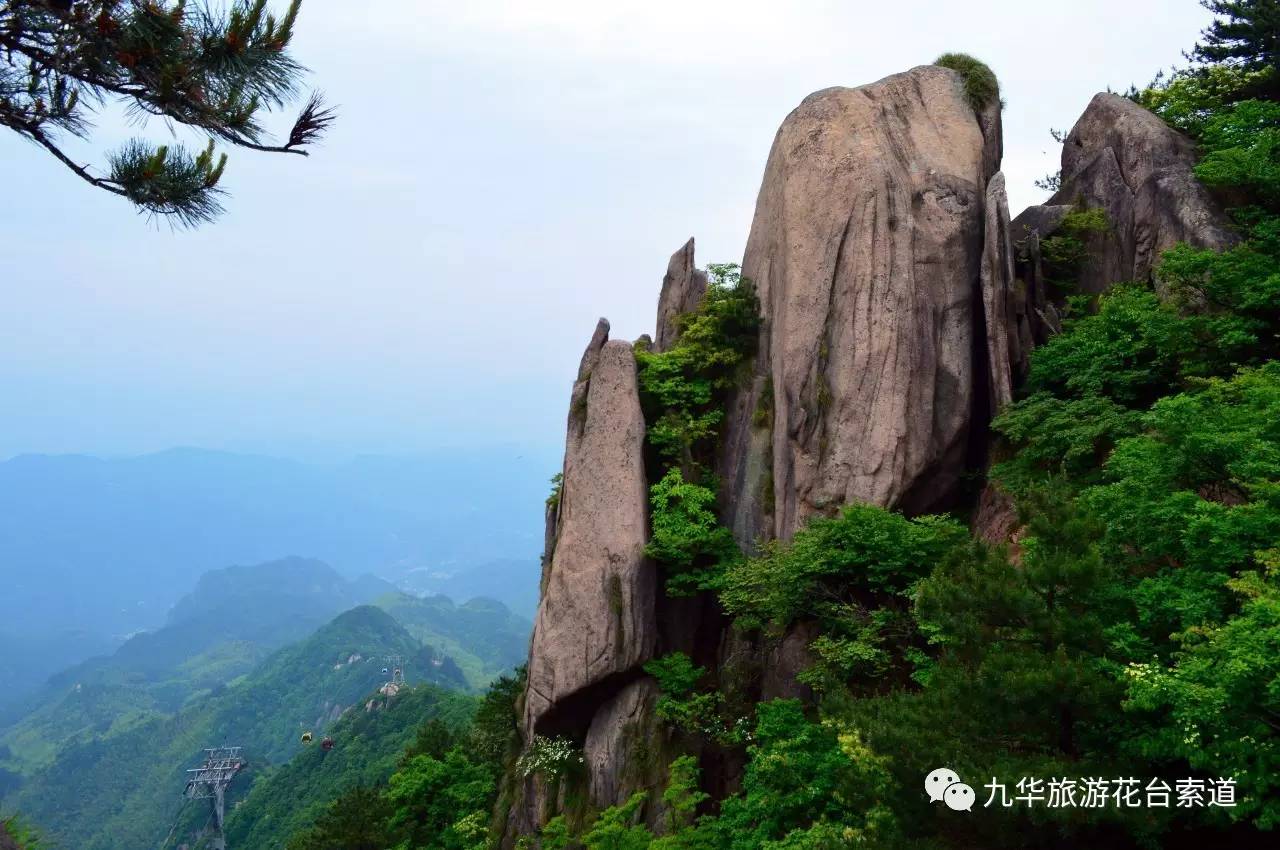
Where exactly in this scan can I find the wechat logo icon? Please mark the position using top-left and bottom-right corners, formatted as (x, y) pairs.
(925, 767), (975, 812)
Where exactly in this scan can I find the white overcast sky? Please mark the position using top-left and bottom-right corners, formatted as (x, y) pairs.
(0, 0), (1213, 459)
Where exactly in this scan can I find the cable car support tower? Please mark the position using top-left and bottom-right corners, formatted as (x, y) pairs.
(183, 746), (244, 850)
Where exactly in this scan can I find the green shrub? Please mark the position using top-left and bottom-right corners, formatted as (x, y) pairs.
(1039, 207), (1109, 288)
(545, 472), (564, 510)
(644, 469), (740, 595)
(721, 503), (966, 631)
(933, 52), (1000, 110)
(636, 262), (759, 597)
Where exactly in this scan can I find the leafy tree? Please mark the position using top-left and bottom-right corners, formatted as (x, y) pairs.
(644, 653), (749, 746)
(468, 666), (525, 774)
(1124, 553), (1280, 829)
(711, 701), (897, 850)
(1083, 364), (1280, 655)
(0, 0), (333, 225)
(581, 792), (652, 850)
(644, 469), (740, 595)
(658, 756), (710, 837)
(285, 786), (394, 850)
(916, 492), (1126, 758)
(1137, 62), (1275, 134)
(635, 263), (758, 597)
(385, 748), (495, 849)
(636, 263), (759, 476)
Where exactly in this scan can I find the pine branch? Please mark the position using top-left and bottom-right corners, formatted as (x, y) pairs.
(0, 0), (332, 224)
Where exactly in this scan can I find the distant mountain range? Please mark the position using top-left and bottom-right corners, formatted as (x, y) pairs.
(0, 551), (531, 849)
(0, 557), (530, 772)
(0, 446), (553, 702)
(0, 606), (477, 850)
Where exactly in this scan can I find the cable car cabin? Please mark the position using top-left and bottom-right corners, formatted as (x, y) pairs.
(321, 737), (334, 751)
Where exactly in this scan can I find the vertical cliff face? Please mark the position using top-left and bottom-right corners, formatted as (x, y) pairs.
(524, 323), (655, 741)
(981, 172), (1019, 412)
(723, 65), (1004, 545)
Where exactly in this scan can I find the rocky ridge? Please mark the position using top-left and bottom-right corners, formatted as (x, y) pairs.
(505, 64), (1234, 842)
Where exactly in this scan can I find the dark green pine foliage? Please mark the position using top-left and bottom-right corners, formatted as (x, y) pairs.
(0, 0), (333, 224)
(1193, 0), (1280, 74)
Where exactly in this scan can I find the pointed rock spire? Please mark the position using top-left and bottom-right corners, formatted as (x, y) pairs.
(523, 323), (655, 738)
(654, 238), (708, 352)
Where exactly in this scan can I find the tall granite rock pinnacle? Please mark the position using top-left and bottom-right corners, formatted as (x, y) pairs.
(723, 65), (1006, 543)
(523, 320), (655, 739)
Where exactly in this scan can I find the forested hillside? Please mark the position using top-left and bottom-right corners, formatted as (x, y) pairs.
(0, 558), (393, 770)
(375, 593), (532, 689)
(228, 671), (523, 849)
(1, 606), (467, 849)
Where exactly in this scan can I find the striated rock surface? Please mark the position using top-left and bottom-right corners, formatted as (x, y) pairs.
(981, 172), (1018, 413)
(655, 238), (709, 352)
(583, 679), (664, 810)
(1048, 93), (1236, 293)
(523, 324), (655, 738)
(724, 64), (1003, 542)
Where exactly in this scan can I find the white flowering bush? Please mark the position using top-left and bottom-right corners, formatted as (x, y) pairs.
(517, 735), (583, 779)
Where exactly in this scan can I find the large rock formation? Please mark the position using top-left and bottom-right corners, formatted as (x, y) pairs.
(723, 65), (1005, 543)
(1017, 93), (1236, 294)
(523, 322), (655, 740)
(503, 67), (1254, 847)
(655, 238), (708, 352)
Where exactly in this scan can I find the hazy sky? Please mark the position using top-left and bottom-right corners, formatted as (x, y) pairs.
(0, 1), (1213, 460)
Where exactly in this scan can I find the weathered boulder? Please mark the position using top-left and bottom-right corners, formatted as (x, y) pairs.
(655, 238), (709, 352)
(1011, 204), (1072, 244)
(1049, 93), (1236, 293)
(724, 64), (1003, 541)
(523, 325), (655, 738)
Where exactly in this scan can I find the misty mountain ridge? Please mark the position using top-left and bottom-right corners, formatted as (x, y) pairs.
(0, 556), (529, 772)
(0, 445), (550, 700)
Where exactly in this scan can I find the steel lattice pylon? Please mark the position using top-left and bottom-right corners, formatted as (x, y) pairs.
(184, 746), (244, 850)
